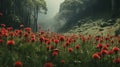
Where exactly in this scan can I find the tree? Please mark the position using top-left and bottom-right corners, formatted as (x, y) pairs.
(0, 0), (47, 32)
(111, 0), (120, 18)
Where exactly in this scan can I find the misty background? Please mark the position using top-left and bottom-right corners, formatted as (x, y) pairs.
(38, 0), (65, 32)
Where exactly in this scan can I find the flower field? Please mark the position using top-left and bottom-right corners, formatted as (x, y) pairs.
(0, 24), (120, 67)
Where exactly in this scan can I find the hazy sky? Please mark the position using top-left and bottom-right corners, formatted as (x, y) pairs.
(38, 0), (65, 31)
(38, 0), (65, 22)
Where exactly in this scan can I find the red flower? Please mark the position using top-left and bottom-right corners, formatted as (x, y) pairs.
(40, 31), (44, 35)
(44, 62), (53, 67)
(68, 48), (73, 53)
(75, 45), (80, 50)
(39, 37), (45, 43)
(61, 60), (65, 64)
(65, 41), (70, 46)
(92, 53), (100, 59)
(111, 40), (114, 44)
(0, 39), (3, 43)
(46, 40), (51, 45)
(54, 39), (59, 44)
(82, 38), (86, 42)
(105, 37), (109, 41)
(52, 51), (58, 56)
(106, 44), (110, 47)
(25, 27), (31, 32)
(7, 40), (15, 45)
(31, 38), (35, 42)
(9, 32), (14, 37)
(15, 30), (22, 36)
(96, 37), (100, 41)
(112, 47), (119, 53)
(96, 44), (103, 49)
(59, 36), (65, 41)
(101, 50), (108, 55)
(99, 39), (103, 43)
(1, 24), (6, 27)
(118, 40), (120, 43)
(14, 61), (22, 67)
(7, 27), (13, 31)
(102, 46), (108, 50)
(31, 34), (35, 38)
(113, 58), (120, 63)
(24, 32), (29, 37)
(108, 50), (114, 55)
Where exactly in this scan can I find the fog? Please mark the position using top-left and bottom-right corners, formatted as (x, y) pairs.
(38, 0), (65, 32)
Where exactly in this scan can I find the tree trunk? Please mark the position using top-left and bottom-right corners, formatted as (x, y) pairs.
(111, 0), (120, 18)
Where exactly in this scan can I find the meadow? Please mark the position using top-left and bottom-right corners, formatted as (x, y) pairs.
(0, 24), (120, 67)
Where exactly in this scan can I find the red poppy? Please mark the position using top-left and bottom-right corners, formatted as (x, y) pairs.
(1, 24), (6, 27)
(106, 44), (110, 47)
(96, 37), (100, 41)
(68, 48), (73, 53)
(59, 36), (65, 41)
(14, 61), (22, 67)
(108, 50), (114, 55)
(96, 44), (103, 49)
(101, 50), (108, 55)
(54, 39), (59, 44)
(24, 32), (29, 37)
(82, 38), (86, 42)
(65, 41), (70, 46)
(75, 45), (80, 50)
(9, 32), (14, 37)
(99, 39), (103, 43)
(15, 30), (22, 36)
(118, 40), (120, 43)
(52, 51), (58, 56)
(7, 40), (15, 45)
(61, 60), (65, 64)
(7, 27), (13, 31)
(105, 37), (109, 41)
(102, 46), (108, 50)
(44, 62), (53, 67)
(92, 53), (100, 59)
(46, 40), (51, 45)
(31, 38), (35, 42)
(113, 58), (120, 63)
(40, 31), (44, 35)
(31, 34), (35, 38)
(25, 27), (31, 32)
(39, 37), (45, 43)
(0, 39), (3, 43)
(112, 47), (120, 53)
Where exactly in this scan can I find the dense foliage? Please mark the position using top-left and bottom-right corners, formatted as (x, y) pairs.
(0, 0), (47, 32)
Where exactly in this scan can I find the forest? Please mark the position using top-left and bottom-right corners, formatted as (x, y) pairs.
(0, 0), (47, 32)
(0, 0), (120, 33)
(0, 0), (120, 67)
